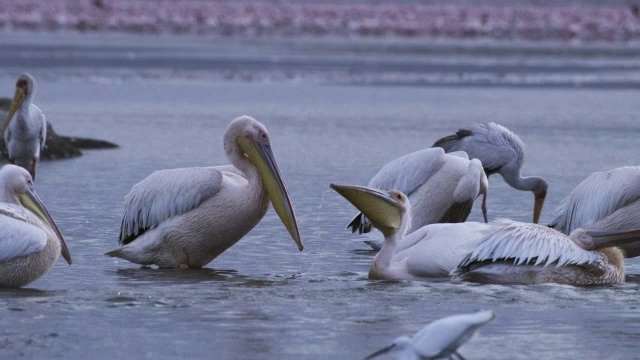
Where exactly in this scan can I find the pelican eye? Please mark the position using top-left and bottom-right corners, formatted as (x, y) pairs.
(391, 191), (404, 202)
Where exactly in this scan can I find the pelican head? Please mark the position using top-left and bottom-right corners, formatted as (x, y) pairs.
(331, 184), (411, 238)
(570, 227), (640, 251)
(3, 73), (37, 135)
(532, 179), (547, 224)
(0, 165), (71, 264)
(225, 115), (303, 251)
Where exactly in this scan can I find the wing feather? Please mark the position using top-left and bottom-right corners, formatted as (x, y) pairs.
(0, 204), (47, 261)
(433, 123), (523, 175)
(549, 167), (640, 234)
(458, 220), (600, 270)
(119, 167), (224, 244)
(368, 147), (446, 196)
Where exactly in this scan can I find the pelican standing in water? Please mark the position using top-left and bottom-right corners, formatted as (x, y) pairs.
(348, 148), (488, 250)
(365, 310), (495, 360)
(549, 166), (640, 258)
(433, 123), (547, 224)
(3, 73), (47, 180)
(331, 184), (639, 285)
(106, 116), (303, 268)
(0, 164), (71, 287)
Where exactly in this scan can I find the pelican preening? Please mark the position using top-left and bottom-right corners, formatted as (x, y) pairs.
(0, 164), (71, 288)
(105, 116), (303, 268)
(433, 123), (547, 224)
(347, 148), (488, 249)
(332, 184), (639, 285)
(549, 166), (640, 258)
(365, 310), (495, 360)
(3, 73), (46, 180)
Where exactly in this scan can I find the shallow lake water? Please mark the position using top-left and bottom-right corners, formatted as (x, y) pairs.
(0, 33), (638, 359)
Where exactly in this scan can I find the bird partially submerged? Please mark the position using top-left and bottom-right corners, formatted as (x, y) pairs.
(106, 116), (303, 268)
(433, 123), (547, 224)
(549, 166), (640, 258)
(452, 221), (637, 286)
(3, 73), (46, 180)
(332, 184), (639, 285)
(0, 164), (71, 287)
(346, 148), (488, 250)
(333, 184), (490, 280)
(365, 310), (495, 360)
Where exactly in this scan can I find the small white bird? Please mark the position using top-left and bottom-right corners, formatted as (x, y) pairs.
(365, 310), (496, 360)
(549, 166), (640, 258)
(433, 123), (547, 224)
(332, 184), (638, 285)
(106, 116), (303, 268)
(0, 164), (71, 288)
(347, 148), (488, 250)
(3, 73), (47, 180)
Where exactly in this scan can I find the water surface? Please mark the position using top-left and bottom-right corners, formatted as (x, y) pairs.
(0, 33), (638, 359)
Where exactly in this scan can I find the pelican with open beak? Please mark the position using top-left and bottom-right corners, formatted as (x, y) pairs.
(332, 184), (639, 285)
(0, 164), (71, 288)
(3, 73), (47, 180)
(106, 116), (303, 268)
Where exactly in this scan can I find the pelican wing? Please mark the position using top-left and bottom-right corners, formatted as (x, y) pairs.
(368, 147), (446, 195)
(433, 123), (523, 175)
(0, 205), (47, 261)
(348, 148), (446, 234)
(119, 167), (224, 244)
(549, 166), (640, 234)
(457, 220), (600, 270)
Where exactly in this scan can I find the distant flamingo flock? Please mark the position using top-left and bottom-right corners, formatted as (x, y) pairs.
(1, 1), (640, 43)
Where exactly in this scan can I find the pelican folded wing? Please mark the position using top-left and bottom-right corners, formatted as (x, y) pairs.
(119, 167), (223, 244)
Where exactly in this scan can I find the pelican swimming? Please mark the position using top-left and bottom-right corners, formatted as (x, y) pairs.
(549, 166), (640, 258)
(3, 73), (47, 180)
(105, 116), (303, 268)
(433, 123), (547, 224)
(0, 164), (71, 287)
(365, 310), (495, 360)
(347, 148), (488, 250)
(332, 184), (639, 285)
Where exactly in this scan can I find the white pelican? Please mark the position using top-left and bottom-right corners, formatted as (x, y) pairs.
(432, 123), (547, 224)
(365, 310), (495, 360)
(331, 184), (639, 285)
(3, 73), (46, 180)
(347, 148), (488, 249)
(105, 116), (303, 268)
(549, 166), (640, 258)
(0, 164), (71, 287)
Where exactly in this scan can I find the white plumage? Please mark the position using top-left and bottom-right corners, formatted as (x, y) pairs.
(348, 147), (488, 249)
(433, 122), (547, 224)
(549, 166), (640, 258)
(3, 73), (47, 180)
(332, 185), (631, 285)
(365, 310), (495, 360)
(119, 167), (223, 243)
(0, 205), (48, 262)
(106, 116), (303, 269)
(457, 221), (601, 269)
(0, 164), (71, 288)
